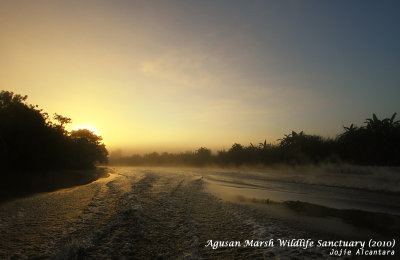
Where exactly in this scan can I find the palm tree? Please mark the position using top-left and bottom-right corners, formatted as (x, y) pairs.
(338, 123), (358, 140)
(383, 113), (400, 127)
(258, 140), (269, 150)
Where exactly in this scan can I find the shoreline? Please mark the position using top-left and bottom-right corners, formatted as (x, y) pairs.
(0, 167), (110, 203)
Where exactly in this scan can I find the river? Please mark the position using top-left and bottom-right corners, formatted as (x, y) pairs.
(0, 166), (398, 259)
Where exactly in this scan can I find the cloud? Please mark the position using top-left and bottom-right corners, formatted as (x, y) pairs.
(141, 49), (226, 89)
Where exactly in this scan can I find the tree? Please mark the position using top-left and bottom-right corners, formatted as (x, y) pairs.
(0, 90), (109, 171)
(194, 147), (212, 166)
(53, 113), (71, 134)
(70, 129), (108, 168)
(337, 113), (400, 165)
(70, 129), (103, 145)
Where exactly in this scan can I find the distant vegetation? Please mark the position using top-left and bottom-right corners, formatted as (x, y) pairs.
(1, 90), (399, 171)
(110, 113), (400, 167)
(0, 90), (108, 172)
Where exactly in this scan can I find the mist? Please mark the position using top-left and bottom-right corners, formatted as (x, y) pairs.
(2, 1), (400, 258)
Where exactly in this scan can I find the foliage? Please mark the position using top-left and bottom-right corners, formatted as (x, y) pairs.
(110, 114), (400, 167)
(0, 90), (108, 172)
(3, 89), (397, 168)
(338, 113), (400, 165)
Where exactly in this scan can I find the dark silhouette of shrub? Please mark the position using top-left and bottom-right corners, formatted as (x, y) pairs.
(194, 147), (213, 166)
(338, 113), (400, 165)
(278, 131), (336, 164)
(3, 90), (396, 168)
(109, 113), (399, 167)
(0, 90), (108, 172)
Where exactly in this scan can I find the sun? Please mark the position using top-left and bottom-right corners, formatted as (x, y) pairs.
(69, 125), (101, 136)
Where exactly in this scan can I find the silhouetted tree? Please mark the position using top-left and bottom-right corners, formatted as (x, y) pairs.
(194, 147), (212, 166)
(106, 113), (399, 167)
(0, 90), (108, 172)
(338, 113), (400, 165)
(69, 129), (108, 169)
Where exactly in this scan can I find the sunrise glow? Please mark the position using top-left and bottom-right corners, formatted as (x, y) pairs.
(70, 125), (101, 136)
(1, 1), (399, 154)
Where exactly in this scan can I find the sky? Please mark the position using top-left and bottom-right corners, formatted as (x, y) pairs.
(1, 0), (399, 154)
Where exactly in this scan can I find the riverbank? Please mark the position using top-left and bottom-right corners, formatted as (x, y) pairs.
(0, 167), (110, 203)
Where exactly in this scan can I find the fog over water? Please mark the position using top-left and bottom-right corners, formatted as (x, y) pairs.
(202, 165), (400, 214)
(0, 166), (398, 259)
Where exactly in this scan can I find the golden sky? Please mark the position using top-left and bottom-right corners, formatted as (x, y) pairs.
(1, 1), (399, 154)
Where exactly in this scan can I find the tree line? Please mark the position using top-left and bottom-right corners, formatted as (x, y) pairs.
(110, 113), (400, 167)
(0, 90), (108, 173)
(2, 89), (399, 171)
